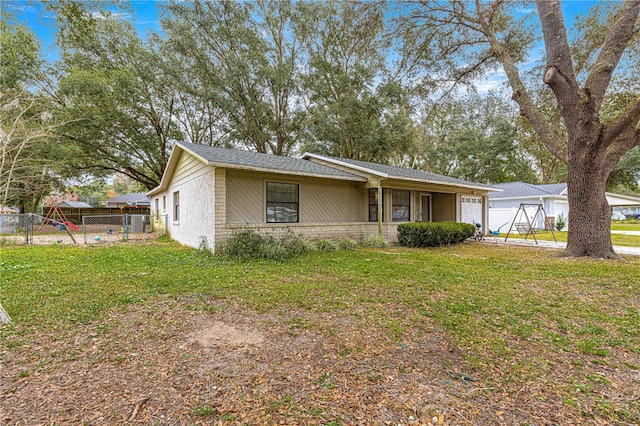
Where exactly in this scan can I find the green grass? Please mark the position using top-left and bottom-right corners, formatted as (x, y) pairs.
(611, 222), (640, 231)
(1, 241), (639, 422)
(2, 242), (638, 353)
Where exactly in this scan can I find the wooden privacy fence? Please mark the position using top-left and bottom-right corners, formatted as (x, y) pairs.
(56, 207), (149, 226)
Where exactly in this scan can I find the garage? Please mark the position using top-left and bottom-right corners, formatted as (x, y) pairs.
(461, 195), (483, 227)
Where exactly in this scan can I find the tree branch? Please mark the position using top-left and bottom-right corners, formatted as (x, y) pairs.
(535, 1), (579, 98)
(476, 8), (568, 162)
(584, 0), (640, 112)
(604, 94), (640, 143)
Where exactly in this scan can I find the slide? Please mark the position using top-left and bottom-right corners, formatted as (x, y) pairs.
(64, 221), (80, 231)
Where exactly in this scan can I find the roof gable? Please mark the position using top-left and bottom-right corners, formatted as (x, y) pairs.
(148, 142), (368, 196)
(182, 143), (365, 180)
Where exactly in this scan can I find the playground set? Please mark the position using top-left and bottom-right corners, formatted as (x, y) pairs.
(34, 205), (80, 243)
(8, 205), (155, 245)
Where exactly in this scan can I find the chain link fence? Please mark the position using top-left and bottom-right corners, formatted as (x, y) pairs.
(0, 213), (159, 246)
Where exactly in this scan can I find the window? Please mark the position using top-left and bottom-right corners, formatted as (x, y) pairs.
(266, 182), (299, 223)
(392, 190), (410, 222)
(155, 198), (159, 220)
(369, 189), (384, 222)
(162, 195), (166, 211)
(173, 191), (180, 222)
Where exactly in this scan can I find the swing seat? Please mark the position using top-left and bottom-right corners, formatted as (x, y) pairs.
(514, 222), (533, 235)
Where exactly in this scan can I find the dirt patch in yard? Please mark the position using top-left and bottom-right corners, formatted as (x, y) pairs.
(1, 231), (157, 246)
(1, 295), (636, 425)
(189, 320), (265, 348)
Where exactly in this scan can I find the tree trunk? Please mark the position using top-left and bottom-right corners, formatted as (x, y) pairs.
(565, 134), (617, 258)
(0, 303), (11, 324)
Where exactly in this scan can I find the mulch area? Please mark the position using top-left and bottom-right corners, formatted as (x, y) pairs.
(0, 295), (632, 425)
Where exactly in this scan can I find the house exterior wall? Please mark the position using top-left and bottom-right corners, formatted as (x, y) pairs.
(432, 193), (456, 222)
(222, 222), (396, 244)
(214, 169), (383, 246)
(151, 148), (495, 250)
(157, 151), (216, 250)
(225, 170), (364, 224)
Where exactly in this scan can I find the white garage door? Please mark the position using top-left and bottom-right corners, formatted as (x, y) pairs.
(461, 196), (483, 226)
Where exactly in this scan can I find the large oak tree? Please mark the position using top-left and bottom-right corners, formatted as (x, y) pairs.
(402, 0), (640, 258)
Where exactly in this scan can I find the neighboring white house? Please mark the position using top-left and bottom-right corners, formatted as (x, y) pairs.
(488, 182), (640, 232)
(147, 142), (499, 250)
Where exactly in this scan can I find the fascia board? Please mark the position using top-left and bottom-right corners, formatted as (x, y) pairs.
(387, 175), (502, 192)
(205, 161), (367, 182)
(147, 143), (189, 196)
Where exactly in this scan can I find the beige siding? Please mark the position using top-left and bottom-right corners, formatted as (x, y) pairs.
(226, 170), (364, 224)
(226, 170), (263, 223)
(432, 193), (456, 222)
(302, 179), (363, 222)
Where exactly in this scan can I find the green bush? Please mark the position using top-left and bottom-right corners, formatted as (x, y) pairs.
(397, 222), (476, 248)
(217, 229), (315, 260)
(337, 237), (359, 250)
(555, 212), (567, 231)
(363, 235), (390, 248)
(279, 229), (314, 256)
(314, 238), (339, 252)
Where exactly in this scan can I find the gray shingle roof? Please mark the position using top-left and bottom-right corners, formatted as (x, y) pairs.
(536, 183), (567, 195)
(179, 142), (365, 181)
(310, 154), (496, 189)
(58, 201), (92, 208)
(105, 192), (150, 204)
(489, 182), (567, 199)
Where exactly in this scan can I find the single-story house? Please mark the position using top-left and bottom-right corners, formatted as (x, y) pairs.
(488, 181), (640, 231)
(147, 142), (498, 250)
(58, 201), (92, 209)
(104, 192), (151, 208)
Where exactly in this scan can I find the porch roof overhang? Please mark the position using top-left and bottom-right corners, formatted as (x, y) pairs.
(303, 153), (500, 194)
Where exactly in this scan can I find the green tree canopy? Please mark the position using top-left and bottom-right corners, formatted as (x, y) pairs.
(52, 1), (178, 189)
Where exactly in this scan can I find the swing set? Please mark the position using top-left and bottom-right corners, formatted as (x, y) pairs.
(504, 203), (557, 244)
(33, 205), (80, 244)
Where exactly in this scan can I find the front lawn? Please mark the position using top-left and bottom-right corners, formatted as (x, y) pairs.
(1, 241), (639, 424)
(611, 222), (640, 231)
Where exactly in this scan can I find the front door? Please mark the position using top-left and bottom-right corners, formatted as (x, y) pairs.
(421, 195), (431, 222)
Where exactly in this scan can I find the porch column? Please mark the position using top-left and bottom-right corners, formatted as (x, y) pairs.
(377, 186), (383, 237)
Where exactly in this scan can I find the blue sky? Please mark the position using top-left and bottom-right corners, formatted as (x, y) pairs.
(3, 0), (163, 61)
(3, 0), (611, 90)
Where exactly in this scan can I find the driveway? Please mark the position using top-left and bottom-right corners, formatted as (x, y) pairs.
(482, 236), (640, 256)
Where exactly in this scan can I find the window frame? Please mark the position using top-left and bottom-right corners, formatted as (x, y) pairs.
(368, 188), (384, 222)
(392, 190), (411, 222)
(173, 191), (180, 223)
(266, 181), (299, 223)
